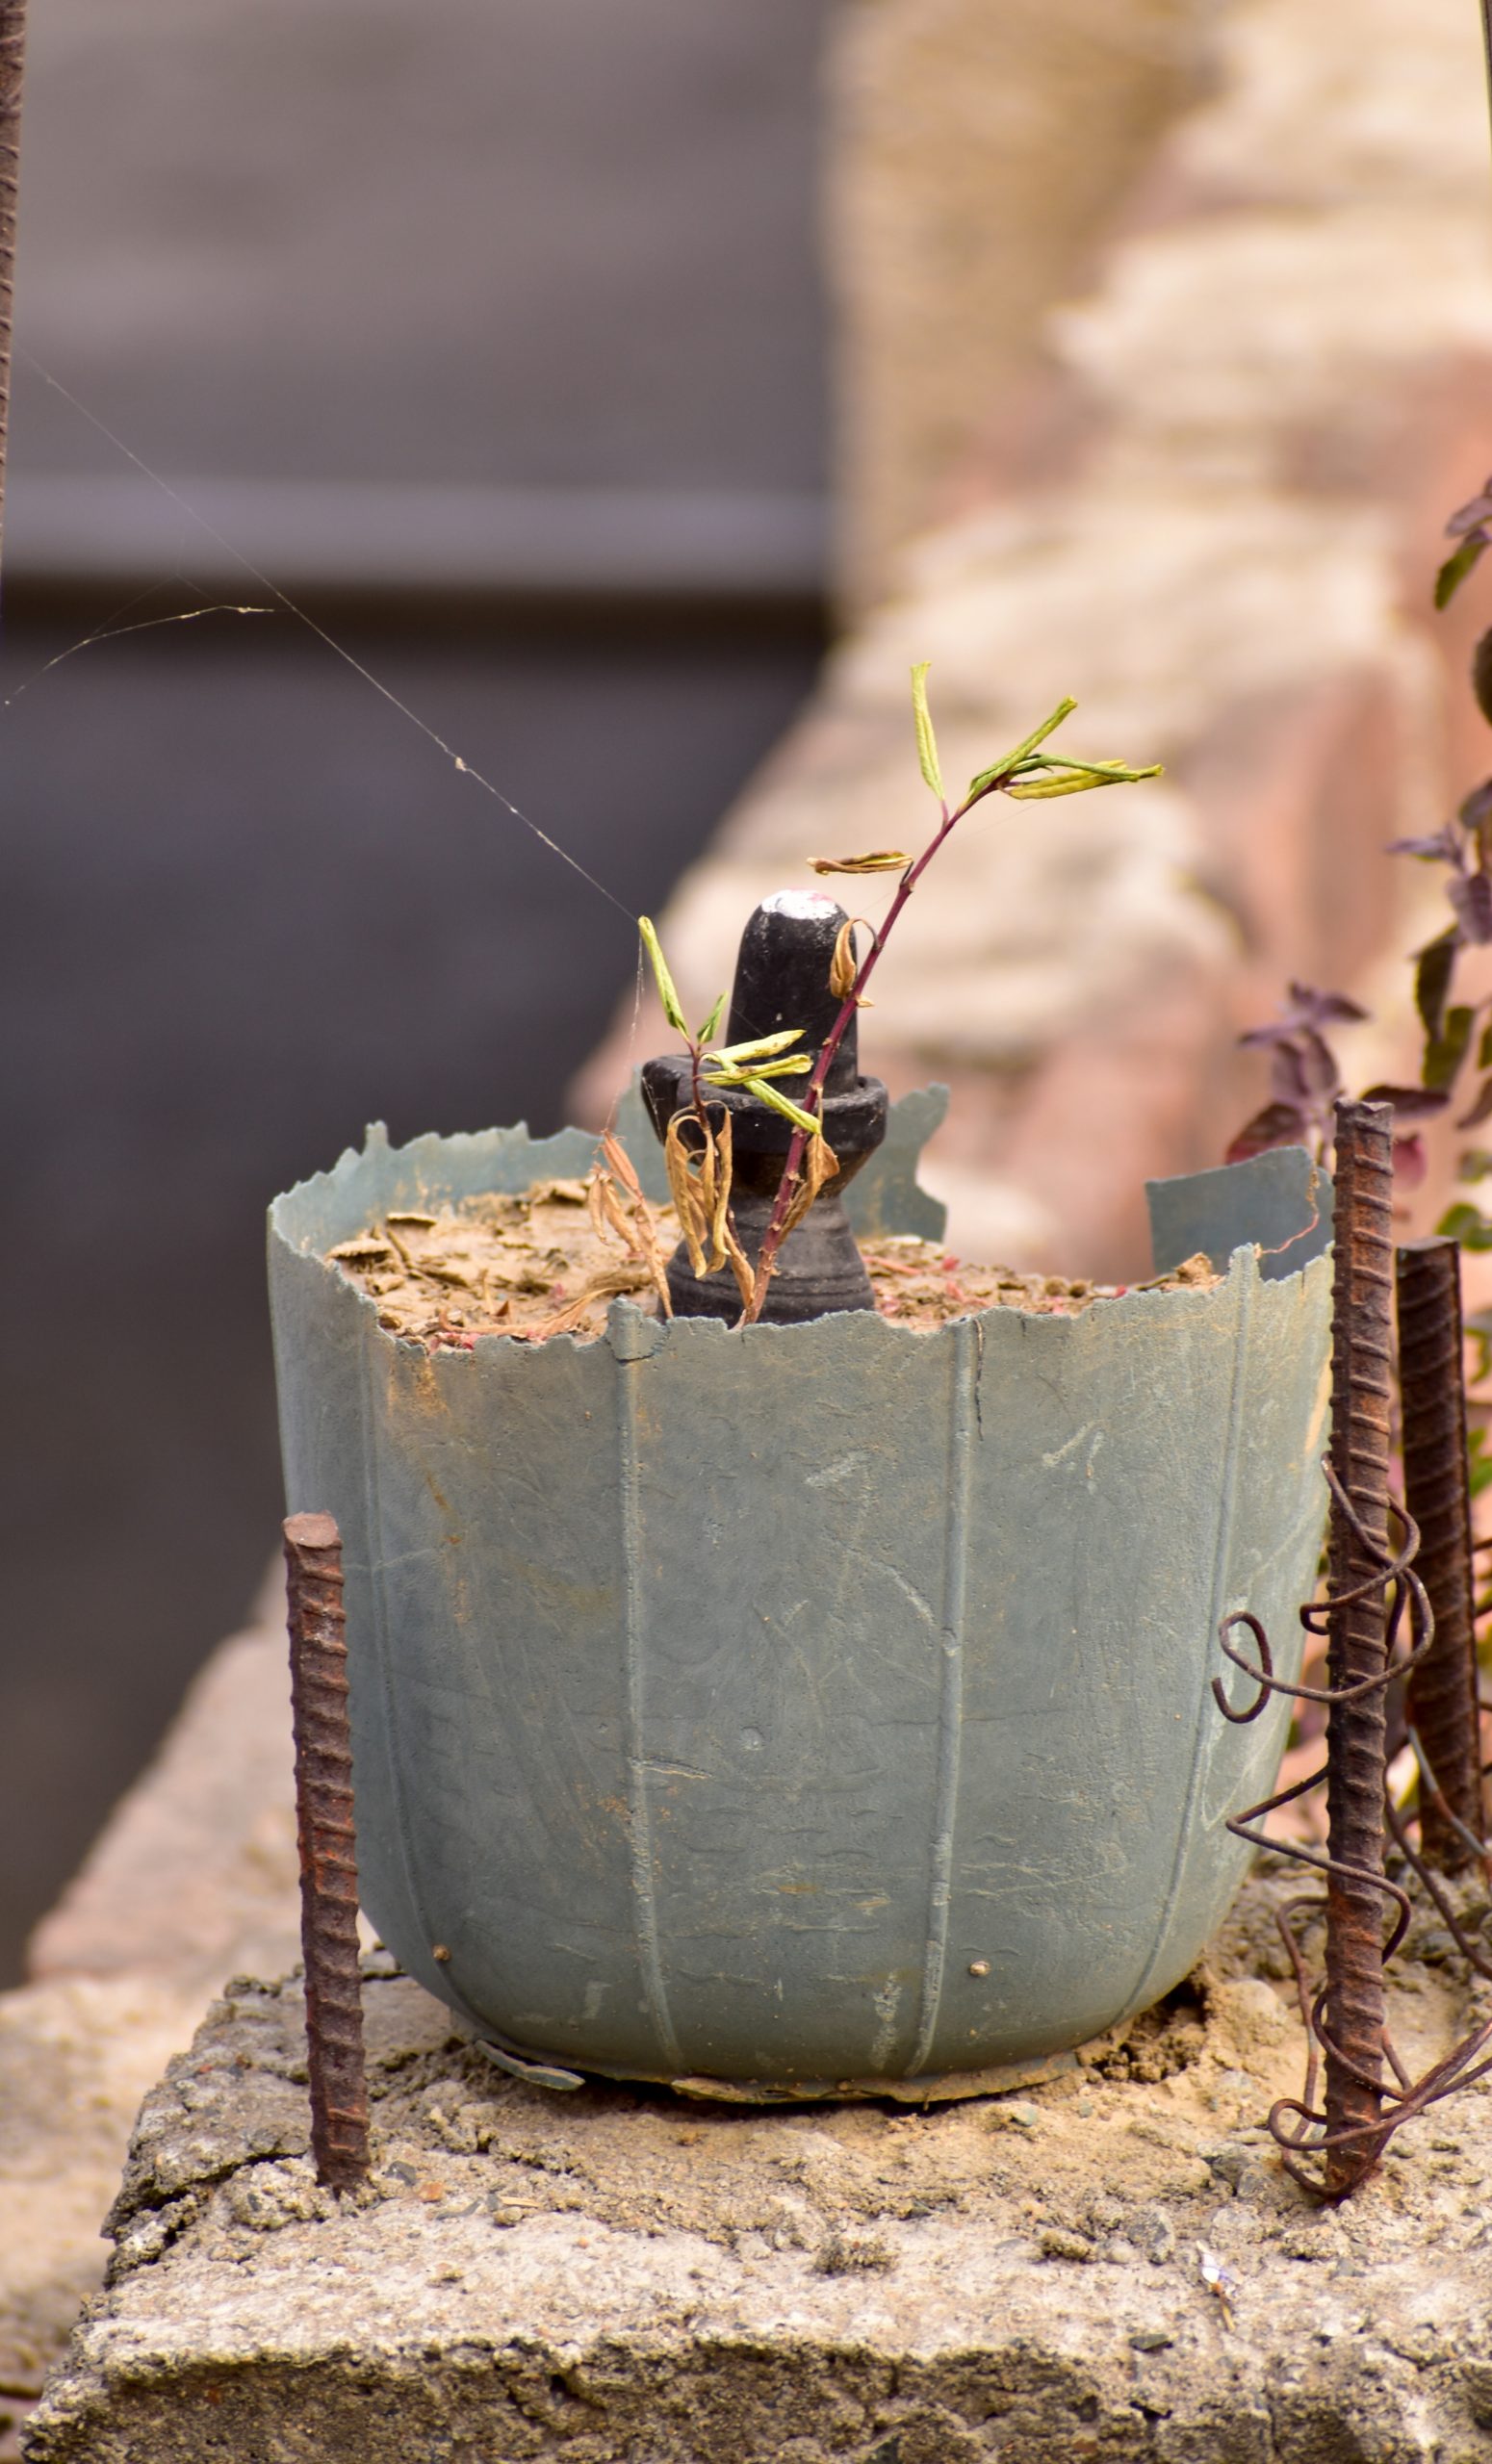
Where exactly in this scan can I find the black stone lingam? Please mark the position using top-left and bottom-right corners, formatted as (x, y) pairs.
(640, 891), (889, 1323)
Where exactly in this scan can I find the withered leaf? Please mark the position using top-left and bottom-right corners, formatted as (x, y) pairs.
(807, 851), (909, 875)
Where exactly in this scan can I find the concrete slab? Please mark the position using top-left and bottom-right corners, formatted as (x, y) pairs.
(0, 1974), (199, 2460)
(24, 1871), (1492, 2462)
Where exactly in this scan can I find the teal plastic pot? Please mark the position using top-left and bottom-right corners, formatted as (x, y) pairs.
(269, 1098), (1331, 2098)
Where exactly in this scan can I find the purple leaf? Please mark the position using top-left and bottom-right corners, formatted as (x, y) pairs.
(1450, 871), (1492, 943)
(1238, 1020), (1301, 1051)
(1295, 1025), (1342, 1100)
(1387, 829), (1462, 864)
(1269, 1040), (1312, 1108)
(1225, 1101), (1311, 1165)
(1447, 483), (1492, 535)
(1393, 1135), (1428, 1191)
(1284, 982), (1370, 1026)
(1461, 781), (1492, 830)
(1358, 1083), (1452, 1119)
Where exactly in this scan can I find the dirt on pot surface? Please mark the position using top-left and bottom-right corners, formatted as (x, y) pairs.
(326, 1177), (1220, 1351)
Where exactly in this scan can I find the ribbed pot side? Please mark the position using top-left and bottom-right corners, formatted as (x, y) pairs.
(270, 1116), (1331, 2092)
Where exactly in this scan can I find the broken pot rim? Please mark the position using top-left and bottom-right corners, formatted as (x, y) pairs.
(269, 1116), (1331, 1364)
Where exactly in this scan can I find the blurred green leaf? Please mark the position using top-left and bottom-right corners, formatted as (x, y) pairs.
(1415, 927), (1459, 1044)
(639, 916), (689, 1039)
(1426, 1003), (1476, 1091)
(911, 662), (944, 803)
(1436, 1200), (1492, 1249)
(1436, 533), (1488, 609)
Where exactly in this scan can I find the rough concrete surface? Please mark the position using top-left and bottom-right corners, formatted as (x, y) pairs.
(24, 1868), (1492, 2462)
(0, 1974), (200, 2460)
(0, 1577), (299, 2456)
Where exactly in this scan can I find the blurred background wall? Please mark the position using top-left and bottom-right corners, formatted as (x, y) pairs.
(586, 0), (1492, 1277)
(9, 0), (1492, 1992)
(0, 0), (840, 1982)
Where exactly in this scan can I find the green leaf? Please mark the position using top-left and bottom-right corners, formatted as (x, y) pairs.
(706, 1028), (803, 1067)
(1479, 1017), (1492, 1070)
(1436, 532), (1488, 609)
(1436, 1200), (1492, 1249)
(696, 990), (727, 1047)
(639, 916), (688, 1039)
(1469, 1426), (1492, 1499)
(966, 697), (1077, 800)
(1415, 927), (1459, 1044)
(1426, 1003), (1476, 1092)
(911, 662), (944, 803)
(1040, 756), (1162, 784)
(703, 1054), (812, 1086)
(1006, 764), (1160, 800)
(1458, 1147), (1492, 1180)
(742, 1077), (821, 1135)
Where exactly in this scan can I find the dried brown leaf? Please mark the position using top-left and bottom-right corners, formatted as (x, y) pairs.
(722, 1217), (755, 1310)
(664, 1114), (708, 1275)
(706, 1105), (734, 1273)
(829, 918), (859, 998)
(512, 1264), (654, 1343)
(601, 1131), (644, 1198)
(782, 1134), (839, 1236)
(807, 851), (909, 876)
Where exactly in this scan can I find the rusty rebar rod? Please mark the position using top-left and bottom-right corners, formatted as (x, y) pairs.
(1397, 1237), (1485, 1870)
(0, 0), (28, 567)
(284, 1511), (370, 2194)
(1323, 1098), (1395, 2195)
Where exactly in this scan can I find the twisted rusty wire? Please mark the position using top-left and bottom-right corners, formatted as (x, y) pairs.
(1215, 1464), (1492, 2194)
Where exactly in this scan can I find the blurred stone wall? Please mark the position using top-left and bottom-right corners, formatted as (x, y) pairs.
(581, 0), (1492, 1278)
(828, 0), (1207, 605)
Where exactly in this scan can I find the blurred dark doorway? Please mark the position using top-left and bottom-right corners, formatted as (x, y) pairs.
(0, 0), (833, 1980)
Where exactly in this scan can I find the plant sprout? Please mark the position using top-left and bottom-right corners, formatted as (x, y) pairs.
(637, 669), (1162, 1324)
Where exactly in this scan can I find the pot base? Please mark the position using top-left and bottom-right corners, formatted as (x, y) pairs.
(475, 2023), (1078, 2106)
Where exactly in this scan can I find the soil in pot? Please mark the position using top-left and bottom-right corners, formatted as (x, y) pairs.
(325, 1174), (1221, 1350)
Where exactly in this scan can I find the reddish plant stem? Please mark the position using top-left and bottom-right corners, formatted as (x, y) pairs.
(743, 789), (975, 1322)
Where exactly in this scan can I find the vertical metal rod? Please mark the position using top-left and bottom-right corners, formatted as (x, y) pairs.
(1397, 1237), (1484, 1869)
(1324, 1099), (1395, 2195)
(284, 1511), (370, 2194)
(0, 0), (28, 568)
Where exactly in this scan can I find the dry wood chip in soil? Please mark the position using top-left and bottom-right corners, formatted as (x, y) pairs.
(326, 1183), (1219, 1351)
